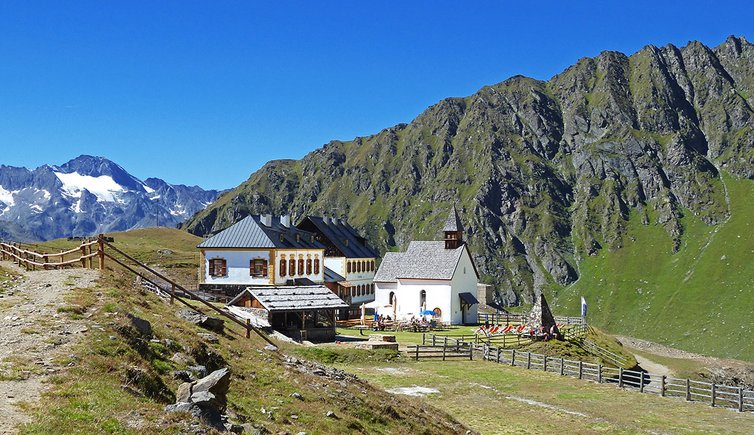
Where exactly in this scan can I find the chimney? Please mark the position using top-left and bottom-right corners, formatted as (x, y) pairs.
(280, 215), (291, 228)
(260, 214), (272, 227)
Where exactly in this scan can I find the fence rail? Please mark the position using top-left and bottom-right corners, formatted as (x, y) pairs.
(417, 334), (753, 413)
(1, 240), (100, 270)
(477, 312), (586, 326)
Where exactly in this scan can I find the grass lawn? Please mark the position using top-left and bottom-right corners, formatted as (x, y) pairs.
(330, 356), (754, 434)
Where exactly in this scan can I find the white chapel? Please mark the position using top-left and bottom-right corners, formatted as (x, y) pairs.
(373, 205), (479, 324)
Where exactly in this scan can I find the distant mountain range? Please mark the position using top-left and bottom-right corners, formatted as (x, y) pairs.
(0, 155), (221, 241)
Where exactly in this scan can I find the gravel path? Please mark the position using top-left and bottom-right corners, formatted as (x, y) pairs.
(0, 262), (99, 435)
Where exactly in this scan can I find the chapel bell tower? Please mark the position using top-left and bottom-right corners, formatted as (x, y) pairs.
(443, 204), (464, 249)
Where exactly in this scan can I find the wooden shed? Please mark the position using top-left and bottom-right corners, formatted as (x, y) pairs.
(227, 285), (348, 342)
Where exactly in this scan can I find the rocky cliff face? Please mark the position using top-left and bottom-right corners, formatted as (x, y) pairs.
(184, 36), (754, 304)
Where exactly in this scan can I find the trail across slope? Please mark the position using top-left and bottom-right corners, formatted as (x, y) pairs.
(0, 263), (98, 434)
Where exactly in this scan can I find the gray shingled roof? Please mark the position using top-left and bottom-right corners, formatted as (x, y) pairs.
(296, 216), (379, 258)
(227, 286), (348, 311)
(374, 241), (473, 282)
(198, 215), (325, 249)
(443, 205), (464, 233)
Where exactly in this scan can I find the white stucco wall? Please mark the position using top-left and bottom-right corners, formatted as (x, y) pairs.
(203, 249), (271, 286)
(451, 250), (479, 324)
(324, 257), (345, 277)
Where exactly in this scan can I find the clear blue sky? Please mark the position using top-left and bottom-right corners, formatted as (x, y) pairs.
(1, 1), (752, 190)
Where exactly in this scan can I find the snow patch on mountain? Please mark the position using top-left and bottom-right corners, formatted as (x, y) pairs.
(0, 186), (17, 207)
(54, 172), (125, 202)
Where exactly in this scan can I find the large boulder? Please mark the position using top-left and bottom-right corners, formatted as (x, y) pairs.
(166, 367), (231, 430)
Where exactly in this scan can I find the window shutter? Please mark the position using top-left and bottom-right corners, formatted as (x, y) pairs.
(220, 260), (227, 276)
(262, 261), (268, 277)
(250, 260), (254, 276)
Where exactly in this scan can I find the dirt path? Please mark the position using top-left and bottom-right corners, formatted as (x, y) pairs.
(0, 261), (99, 435)
(633, 354), (672, 376)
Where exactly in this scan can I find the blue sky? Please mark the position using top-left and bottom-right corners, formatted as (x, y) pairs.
(1, 1), (752, 190)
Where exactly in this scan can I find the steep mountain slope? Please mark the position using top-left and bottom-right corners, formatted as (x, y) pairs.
(187, 36), (753, 300)
(0, 155), (220, 241)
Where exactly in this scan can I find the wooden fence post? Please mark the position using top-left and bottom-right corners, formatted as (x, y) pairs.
(97, 234), (105, 270)
(432, 335), (436, 346)
(640, 371), (645, 393)
(497, 347), (501, 364)
(543, 356), (547, 372)
(578, 361), (583, 380)
(560, 357), (565, 376)
(526, 352), (531, 369)
(711, 383), (716, 407)
(685, 379), (691, 401)
(442, 343), (446, 361)
(738, 387), (744, 412)
(511, 349), (516, 366)
(416, 345), (420, 361)
(469, 344), (473, 361)
(245, 319), (251, 338)
(597, 364), (602, 383)
(619, 368), (624, 388)
(661, 375), (666, 397)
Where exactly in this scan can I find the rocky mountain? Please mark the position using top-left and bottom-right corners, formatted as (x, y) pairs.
(183, 36), (754, 305)
(0, 155), (221, 241)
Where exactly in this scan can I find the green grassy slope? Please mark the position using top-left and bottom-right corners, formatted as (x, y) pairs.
(554, 175), (754, 361)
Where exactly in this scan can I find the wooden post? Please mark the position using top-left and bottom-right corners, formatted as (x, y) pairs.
(469, 344), (473, 361)
(526, 352), (531, 369)
(711, 383), (716, 407)
(87, 244), (93, 268)
(640, 371), (645, 393)
(598, 364), (602, 383)
(511, 349), (516, 366)
(245, 319), (251, 338)
(422, 333), (426, 345)
(432, 335), (436, 346)
(560, 358), (565, 376)
(415, 345), (420, 361)
(619, 368), (624, 388)
(442, 343), (446, 361)
(686, 379), (691, 401)
(578, 361), (583, 379)
(738, 387), (744, 412)
(661, 376), (666, 396)
(444, 336), (448, 349)
(543, 355), (547, 372)
(80, 245), (87, 268)
(97, 234), (105, 270)
(497, 347), (501, 364)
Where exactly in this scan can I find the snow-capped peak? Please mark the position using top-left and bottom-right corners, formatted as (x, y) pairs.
(54, 171), (126, 202)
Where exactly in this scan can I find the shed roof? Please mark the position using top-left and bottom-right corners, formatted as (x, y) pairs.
(373, 241), (478, 282)
(197, 215), (325, 250)
(227, 286), (348, 312)
(323, 266), (345, 283)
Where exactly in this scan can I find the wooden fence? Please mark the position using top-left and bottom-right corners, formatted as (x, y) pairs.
(477, 312), (585, 326)
(426, 323), (587, 349)
(0, 239), (102, 270)
(413, 335), (753, 413)
(1, 234), (274, 346)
